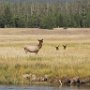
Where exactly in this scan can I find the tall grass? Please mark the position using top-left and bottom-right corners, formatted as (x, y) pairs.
(0, 28), (90, 85)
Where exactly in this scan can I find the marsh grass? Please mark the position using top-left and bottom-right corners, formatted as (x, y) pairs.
(0, 28), (90, 85)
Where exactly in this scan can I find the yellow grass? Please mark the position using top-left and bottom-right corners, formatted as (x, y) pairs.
(0, 28), (90, 85)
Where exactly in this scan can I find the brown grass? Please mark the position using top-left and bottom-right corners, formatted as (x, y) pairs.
(0, 28), (90, 85)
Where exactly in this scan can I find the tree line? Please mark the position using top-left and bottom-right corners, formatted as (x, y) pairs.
(0, 0), (90, 29)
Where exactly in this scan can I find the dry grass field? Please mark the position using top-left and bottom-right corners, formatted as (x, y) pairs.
(0, 28), (90, 85)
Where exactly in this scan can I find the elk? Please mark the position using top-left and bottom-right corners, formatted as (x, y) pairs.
(55, 45), (59, 50)
(62, 44), (67, 50)
(24, 39), (43, 54)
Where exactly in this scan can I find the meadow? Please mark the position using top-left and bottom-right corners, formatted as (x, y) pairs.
(0, 28), (90, 85)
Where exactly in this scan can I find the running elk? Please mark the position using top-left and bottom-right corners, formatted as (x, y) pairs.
(24, 39), (43, 54)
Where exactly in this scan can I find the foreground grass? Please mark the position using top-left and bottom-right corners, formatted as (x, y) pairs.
(0, 28), (90, 85)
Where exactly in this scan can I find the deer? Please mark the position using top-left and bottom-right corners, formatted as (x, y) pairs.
(55, 45), (59, 50)
(62, 44), (67, 50)
(24, 39), (43, 54)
